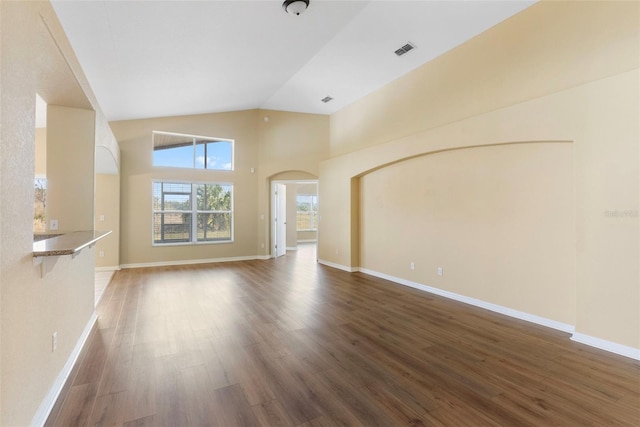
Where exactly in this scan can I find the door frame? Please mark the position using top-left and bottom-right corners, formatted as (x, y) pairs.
(270, 179), (319, 258)
(273, 183), (287, 258)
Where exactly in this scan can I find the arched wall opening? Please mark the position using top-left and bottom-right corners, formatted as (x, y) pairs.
(355, 140), (576, 326)
(268, 170), (318, 258)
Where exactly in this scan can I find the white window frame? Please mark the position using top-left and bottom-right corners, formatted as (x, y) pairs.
(296, 194), (318, 232)
(152, 180), (234, 246)
(152, 131), (235, 171)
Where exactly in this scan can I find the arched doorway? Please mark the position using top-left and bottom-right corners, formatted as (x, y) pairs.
(270, 172), (319, 259)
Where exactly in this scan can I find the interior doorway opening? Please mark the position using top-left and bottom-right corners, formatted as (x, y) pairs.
(271, 179), (319, 259)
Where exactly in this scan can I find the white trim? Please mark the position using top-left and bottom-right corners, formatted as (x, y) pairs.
(151, 180), (235, 246)
(152, 131), (235, 171)
(286, 246), (298, 251)
(297, 239), (317, 243)
(571, 333), (640, 361)
(358, 268), (575, 334)
(318, 259), (359, 273)
(95, 266), (121, 272)
(31, 312), (98, 427)
(120, 255), (269, 269)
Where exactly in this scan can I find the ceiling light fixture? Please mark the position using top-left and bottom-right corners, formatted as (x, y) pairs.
(283, 0), (309, 16)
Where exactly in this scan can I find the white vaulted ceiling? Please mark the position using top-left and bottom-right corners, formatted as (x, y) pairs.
(52, 0), (536, 121)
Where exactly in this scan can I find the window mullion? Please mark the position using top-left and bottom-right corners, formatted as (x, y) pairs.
(191, 184), (197, 243)
(160, 183), (165, 241)
(153, 131), (233, 171)
(192, 138), (196, 169)
(311, 196), (317, 230)
(153, 181), (233, 245)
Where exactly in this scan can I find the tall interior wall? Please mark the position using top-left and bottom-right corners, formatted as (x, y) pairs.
(0, 1), (119, 424)
(110, 109), (328, 266)
(319, 1), (639, 351)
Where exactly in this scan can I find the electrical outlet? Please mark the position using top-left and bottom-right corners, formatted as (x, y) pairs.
(437, 267), (443, 276)
(99, 214), (105, 221)
(260, 243), (265, 249)
(50, 219), (58, 230)
(410, 261), (415, 270)
(99, 251), (105, 257)
(52, 332), (57, 352)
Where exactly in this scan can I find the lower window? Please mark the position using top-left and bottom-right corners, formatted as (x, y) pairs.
(296, 194), (318, 231)
(153, 181), (233, 245)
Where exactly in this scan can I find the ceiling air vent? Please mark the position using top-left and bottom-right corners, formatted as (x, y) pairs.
(321, 96), (333, 103)
(394, 42), (416, 57)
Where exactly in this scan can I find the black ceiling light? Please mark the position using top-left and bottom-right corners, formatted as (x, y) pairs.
(283, 0), (309, 16)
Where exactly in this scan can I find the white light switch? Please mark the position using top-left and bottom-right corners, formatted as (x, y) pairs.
(99, 214), (105, 221)
(50, 219), (58, 230)
(437, 267), (443, 276)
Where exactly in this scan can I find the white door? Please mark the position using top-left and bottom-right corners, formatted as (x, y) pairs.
(275, 183), (287, 257)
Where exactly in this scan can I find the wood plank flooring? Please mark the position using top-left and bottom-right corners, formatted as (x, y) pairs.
(46, 244), (640, 426)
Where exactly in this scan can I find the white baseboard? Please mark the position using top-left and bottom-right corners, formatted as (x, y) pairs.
(95, 266), (121, 272)
(318, 259), (359, 273)
(31, 312), (98, 427)
(571, 333), (640, 361)
(359, 268), (640, 360)
(120, 255), (270, 269)
(358, 268), (575, 334)
(297, 239), (317, 243)
(286, 246), (298, 251)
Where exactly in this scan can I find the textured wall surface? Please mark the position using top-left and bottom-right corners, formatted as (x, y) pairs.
(0, 2), (114, 425)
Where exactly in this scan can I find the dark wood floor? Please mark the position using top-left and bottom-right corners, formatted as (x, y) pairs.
(47, 244), (639, 426)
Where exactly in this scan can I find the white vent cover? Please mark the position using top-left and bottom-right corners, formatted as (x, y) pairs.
(394, 42), (416, 56)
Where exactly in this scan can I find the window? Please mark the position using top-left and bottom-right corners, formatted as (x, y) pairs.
(34, 178), (47, 232)
(296, 194), (318, 231)
(153, 181), (233, 245)
(153, 131), (233, 170)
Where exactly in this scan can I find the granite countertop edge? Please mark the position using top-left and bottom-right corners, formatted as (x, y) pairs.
(33, 230), (112, 257)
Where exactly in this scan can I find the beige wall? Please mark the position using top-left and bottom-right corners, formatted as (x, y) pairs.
(286, 183), (298, 249)
(319, 1), (639, 350)
(35, 127), (47, 177)
(112, 110), (260, 265)
(47, 105), (96, 232)
(258, 109), (329, 172)
(330, 1), (639, 158)
(298, 231), (317, 242)
(360, 142), (575, 324)
(111, 109), (327, 265)
(296, 183), (317, 194)
(0, 1), (117, 425)
(259, 111), (328, 255)
(95, 174), (120, 268)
